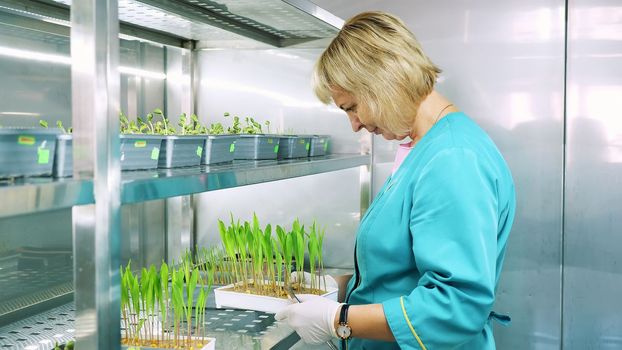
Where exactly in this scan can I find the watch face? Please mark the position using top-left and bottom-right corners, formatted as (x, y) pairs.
(337, 324), (352, 339)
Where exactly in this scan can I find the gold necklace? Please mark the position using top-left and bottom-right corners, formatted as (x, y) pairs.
(434, 103), (453, 124)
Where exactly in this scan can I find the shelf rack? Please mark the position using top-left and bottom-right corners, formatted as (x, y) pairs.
(0, 154), (368, 217)
(0, 1), (357, 349)
(0, 0), (343, 48)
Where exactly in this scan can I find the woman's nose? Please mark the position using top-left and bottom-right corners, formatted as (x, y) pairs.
(349, 115), (364, 132)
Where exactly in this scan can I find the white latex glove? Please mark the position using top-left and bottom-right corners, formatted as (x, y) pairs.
(274, 294), (343, 344)
(290, 271), (338, 290)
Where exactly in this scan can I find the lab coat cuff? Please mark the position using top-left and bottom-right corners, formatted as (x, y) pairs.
(382, 296), (427, 350)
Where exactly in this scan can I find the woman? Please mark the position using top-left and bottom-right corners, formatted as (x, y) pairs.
(275, 11), (515, 350)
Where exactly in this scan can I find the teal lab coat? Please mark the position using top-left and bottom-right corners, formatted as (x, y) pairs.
(345, 113), (516, 350)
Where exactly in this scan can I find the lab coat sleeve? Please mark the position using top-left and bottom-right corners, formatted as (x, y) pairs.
(382, 147), (498, 349)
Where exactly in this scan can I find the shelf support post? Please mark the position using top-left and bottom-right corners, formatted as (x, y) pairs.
(70, 0), (121, 349)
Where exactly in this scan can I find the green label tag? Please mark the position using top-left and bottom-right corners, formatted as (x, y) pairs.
(267, 138), (273, 144)
(134, 140), (147, 148)
(305, 142), (310, 151)
(324, 141), (329, 151)
(18, 135), (35, 145)
(196, 145), (203, 157)
(151, 147), (160, 160)
(274, 145), (279, 153)
(229, 143), (235, 153)
(37, 147), (50, 164)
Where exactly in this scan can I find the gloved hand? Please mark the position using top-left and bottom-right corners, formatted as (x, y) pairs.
(274, 294), (343, 344)
(290, 271), (338, 290)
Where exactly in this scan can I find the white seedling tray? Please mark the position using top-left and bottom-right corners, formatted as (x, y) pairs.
(122, 336), (215, 350)
(214, 280), (338, 313)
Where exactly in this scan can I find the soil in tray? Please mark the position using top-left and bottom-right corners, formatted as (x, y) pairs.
(221, 281), (327, 299)
(122, 337), (210, 349)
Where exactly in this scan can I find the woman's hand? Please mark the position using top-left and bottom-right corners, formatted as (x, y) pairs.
(274, 294), (342, 344)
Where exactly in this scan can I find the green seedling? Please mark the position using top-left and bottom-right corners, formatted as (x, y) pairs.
(242, 117), (264, 134)
(120, 258), (210, 348)
(39, 119), (72, 134)
(152, 108), (176, 135)
(224, 112), (243, 134)
(208, 122), (225, 135)
(210, 214), (329, 298)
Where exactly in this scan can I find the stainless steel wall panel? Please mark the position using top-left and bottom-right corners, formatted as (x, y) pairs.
(564, 1), (622, 348)
(165, 46), (192, 119)
(196, 49), (362, 154)
(0, 24), (71, 128)
(313, 1), (566, 348)
(120, 201), (166, 269)
(138, 42), (165, 118)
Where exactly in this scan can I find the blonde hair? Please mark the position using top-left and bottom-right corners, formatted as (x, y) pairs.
(313, 11), (441, 135)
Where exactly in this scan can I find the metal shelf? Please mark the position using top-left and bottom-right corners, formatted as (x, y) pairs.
(0, 302), (75, 349)
(0, 178), (93, 219)
(0, 154), (369, 217)
(0, 288), (312, 349)
(0, 0), (342, 48)
(122, 154), (369, 204)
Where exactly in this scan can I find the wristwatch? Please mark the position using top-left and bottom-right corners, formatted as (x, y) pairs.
(336, 304), (352, 349)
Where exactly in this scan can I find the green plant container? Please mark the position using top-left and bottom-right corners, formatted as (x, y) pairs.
(277, 135), (311, 159)
(202, 135), (237, 165)
(53, 134), (73, 178)
(309, 135), (330, 157)
(233, 134), (280, 160)
(120, 135), (163, 171)
(0, 128), (59, 178)
(158, 135), (204, 168)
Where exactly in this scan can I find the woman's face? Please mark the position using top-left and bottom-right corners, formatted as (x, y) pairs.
(331, 89), (405, 141)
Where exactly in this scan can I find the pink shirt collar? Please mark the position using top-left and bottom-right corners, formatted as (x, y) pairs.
(391, 141), (414, 176)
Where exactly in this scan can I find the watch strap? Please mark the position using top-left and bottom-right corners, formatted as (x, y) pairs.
(339, 304), (351, 349)
(339, 303), (350, 324)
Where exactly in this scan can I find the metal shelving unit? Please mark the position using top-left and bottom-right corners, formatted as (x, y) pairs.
(122, 154), (369, 203)
(0, 154), (367, 217)
(0, 1), (357, 349)
(0, 0), (343, 48)
(0, 179), (93, 219)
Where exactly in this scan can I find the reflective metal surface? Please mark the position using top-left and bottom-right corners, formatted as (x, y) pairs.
(121, 155), (369, 203)
(0, 302), (76, 349)
(0, 179), (93, 218)
(120, 201), (166, 269)
(564, 0), (622, 348)
(70, 1), (121, 350)
(0, 296), (332, 350)
(195, 48), (368, 269)
(313, 1), (566, 348)
(46, 0), (340, 47)
(0, 0), (187, 47)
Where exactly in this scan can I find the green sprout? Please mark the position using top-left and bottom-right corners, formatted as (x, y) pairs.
(39, 119), (72, 134)
(210, 214), (329, 298)
(120, 259), (210, 348)
(242, 117), (264, 134)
